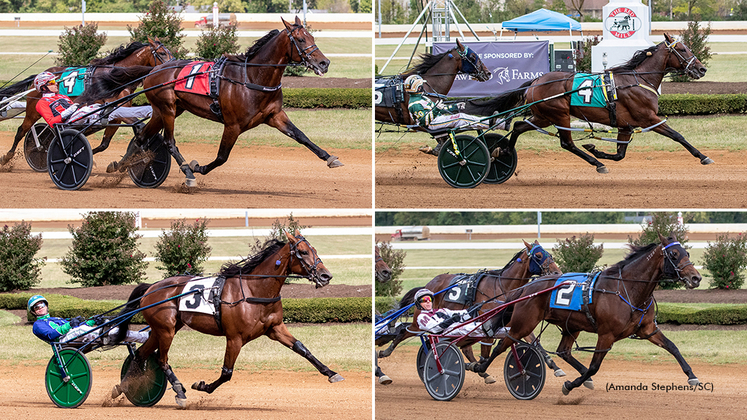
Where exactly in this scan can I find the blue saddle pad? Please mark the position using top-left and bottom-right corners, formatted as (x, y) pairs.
(549, 272), (600, 311)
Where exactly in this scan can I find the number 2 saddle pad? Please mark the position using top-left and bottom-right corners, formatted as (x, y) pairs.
(178, 276), (225, 315)
(570, 73), (611, 108)
(174, 61), (215, 96)
(549, 272), (601, 311)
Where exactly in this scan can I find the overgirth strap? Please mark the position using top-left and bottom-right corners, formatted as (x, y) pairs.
(209, 56), (227, 122)
(603, 72), (617, 127)
(210, 276), (226, 332)
(582, 272), (599, 333)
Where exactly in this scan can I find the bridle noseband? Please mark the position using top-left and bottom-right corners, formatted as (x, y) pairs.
(150, 40), (175, 65)
(286, 25), (320, 69)
(289, 235), (325, 287)
(661, 241), (694, 284)
(522, 245), (555, 276)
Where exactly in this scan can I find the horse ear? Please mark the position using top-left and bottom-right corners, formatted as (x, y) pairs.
(658, 232), (668, 245)
(523, 239), (531, 249)
(664, 33), (673, 43)
(456, 39), (464, 50)
(295, 16), (303, 26)
(282, 17), (292, 30)
(285, 230), (296, 242)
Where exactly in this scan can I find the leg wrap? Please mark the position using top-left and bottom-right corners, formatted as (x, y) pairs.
(292, 340), (310, 358)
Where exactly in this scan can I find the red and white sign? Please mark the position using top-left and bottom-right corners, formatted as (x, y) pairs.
(605, 7), (642, 39)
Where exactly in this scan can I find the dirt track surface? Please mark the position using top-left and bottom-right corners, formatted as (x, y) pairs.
(375, 346), (745, 420)
(0, 361), (371, 419)
(0, 138), (372, 209)
(375, 149), (747, 208)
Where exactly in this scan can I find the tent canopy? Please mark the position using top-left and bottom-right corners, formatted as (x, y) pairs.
(501, 8), (582, 32)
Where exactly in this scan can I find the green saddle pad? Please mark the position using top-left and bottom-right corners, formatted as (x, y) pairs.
(570, 73), (608, 108)
(58, 67), (88, 97)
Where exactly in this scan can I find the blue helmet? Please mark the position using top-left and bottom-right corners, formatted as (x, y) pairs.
(28, 295), (48, 313)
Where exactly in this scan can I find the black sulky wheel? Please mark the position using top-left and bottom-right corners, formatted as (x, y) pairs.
(127, 132), (171, 188)
(120, 352), (167, 407)
(423, 342), (465, 401)
(437, 134), (490, 189)
(504, 342), (546, 400)
(483, 133), (517, 184)
(24, 123), (55, 172)
(416, 344), (428, 384)
(47, 129), (93, 190)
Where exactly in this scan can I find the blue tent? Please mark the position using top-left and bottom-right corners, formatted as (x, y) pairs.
(501, 8), (582, 32)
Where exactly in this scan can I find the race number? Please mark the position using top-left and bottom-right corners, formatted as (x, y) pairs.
(61, 70), (81, 92)
(183, 284), (205, 309)
(184, 63), (206, 90)
(178, 277), (218, 314)
(447, 287), (462, 301)
(374, 90), (382, 105)
(577, 79), (594, 104)
(553, 282), (576, 307)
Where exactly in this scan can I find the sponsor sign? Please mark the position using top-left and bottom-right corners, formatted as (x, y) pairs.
(605, 7), (643, 39)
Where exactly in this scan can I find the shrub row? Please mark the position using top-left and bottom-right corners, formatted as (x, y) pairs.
(2, 293), (371, 324)
(658, 94), (747, 115)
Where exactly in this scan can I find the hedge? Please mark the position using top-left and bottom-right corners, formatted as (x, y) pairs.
(658, 94), (747, 115)
(2, 293), (371, 324)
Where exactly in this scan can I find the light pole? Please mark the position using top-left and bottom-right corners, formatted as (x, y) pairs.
(82, 0), (86, 26)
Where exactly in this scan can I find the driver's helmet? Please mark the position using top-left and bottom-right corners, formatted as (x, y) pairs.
(414, 288), (434, 310)
(404, 74), (425, 94)
(34, 72), (56, 92)
(28, 295), (48, 314)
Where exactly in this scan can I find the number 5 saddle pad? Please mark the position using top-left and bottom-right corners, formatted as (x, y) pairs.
(174, 61), (215, 96)
(549, 272), (601, 311)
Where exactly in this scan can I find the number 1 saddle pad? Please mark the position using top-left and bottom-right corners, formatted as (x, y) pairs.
(174, 61), (215, 96)
(549, 272), (601, 311)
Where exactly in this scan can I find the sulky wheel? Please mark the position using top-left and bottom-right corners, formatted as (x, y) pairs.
(127, 132), (171, 188)
(423, 342), (465, 401)
(503, 342), (546, 400)
(24, 123), (54, 172)
(120, 352), (167, 407)
(483, 133), (517, 184)
(416, 344), (428, 384)
(45, 348), (92, 408)
(47, 129), (93, 190)
(437, 134), (491, 189)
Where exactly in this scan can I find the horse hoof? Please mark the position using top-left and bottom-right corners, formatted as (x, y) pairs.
(582, 143), (595, 152)
(419, 145), (434, 155)
(583, 379), (594, 390)
(554, 368), (566, 377)
(188, 160), (199, 172)
(484, 376), (497, 384)
(596, 165), (609, 174)
(561, 382), (571, 396)
(326, 155), (344, 168)
(701, 157), (714, 165)
(175, 396), (187, 409)
(184, 178), (197, 188)
(191, 381), (203, 391)
(328, 373), (345, 383)
(106, 162), (118, 173)
(111, 384), (123, 399)
(688, 378), (701, 386)
(378, 375), (392, 385)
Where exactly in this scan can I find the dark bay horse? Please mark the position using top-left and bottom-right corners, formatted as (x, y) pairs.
(379, 241), (564, 383)
(492, 33), (710, 174)
(375, 39), (491, 126)
(375, 245), (392, 283)
(473, 234), (702, 396)
(113, 231), (342, 407)
(97, 17), (341, 187)
(0, 39), (173, 169)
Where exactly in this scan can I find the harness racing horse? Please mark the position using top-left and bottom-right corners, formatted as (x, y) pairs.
(99, 17), (342, 187)
(375, 245), (392, 283)
(113, 231), (343, 407)
(375, 39), (491, 126)
(379, 241), (565, 383)
(493, 33), (709, 174)
(0, 39), (173, 169)
(473, 234), (702, 396)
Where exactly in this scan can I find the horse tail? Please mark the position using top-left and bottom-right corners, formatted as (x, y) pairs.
(465, 79), (534, 116)
(111, 282), (152, 344)
(398, 286), (425, 309)
(78, 65), (153, 104)
(0, 74), (36, 97)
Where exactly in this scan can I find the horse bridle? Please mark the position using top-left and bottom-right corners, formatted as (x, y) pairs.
(527, 245), (555, 276)
(664, 39), (697, 76)
(150, 40), (175, 65)
(289, 234), (326, 287)
(457, 46), (489, 81)
(286, 25), (320, 68)
(661, 241), (694, 283)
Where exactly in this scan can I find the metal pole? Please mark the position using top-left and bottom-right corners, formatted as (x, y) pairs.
(379, 1), (432, 74)
(378, 0), (382, 38)
(537, 211), (542, 239)
(82, 0), (86, 26)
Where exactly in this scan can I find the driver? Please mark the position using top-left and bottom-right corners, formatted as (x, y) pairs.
(414, 289), (509, 338)
(28, 295), (148, 344)
(33, 71), (152, 128)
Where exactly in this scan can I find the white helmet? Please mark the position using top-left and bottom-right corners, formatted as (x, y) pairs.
(414, 288), (433, 309)
(404, 74), (425, 93)
(34, 71), (56, 92)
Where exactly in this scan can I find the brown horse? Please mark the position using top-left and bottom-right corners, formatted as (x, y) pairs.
(112, 231), (342, 407)
(492, 33), (710, 174)
(472, 234), (702, 396)
(379, 241), (564, 383)
(96, 17), (341, 187)
(375, 245), (392, 283)
(375, 39), (491, 126)
(0, 39), (173, 169)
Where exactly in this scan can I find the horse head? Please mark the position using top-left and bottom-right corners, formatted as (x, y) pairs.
(455, 39), (491, 82)
(282, 16), (329, 76)
(375, 245), (392, 283)
(658, 233), (701, 289)
(147, 37), (175, 66)
(285, 229), (333, 288)
(522, 239), (562, 276)
(663, 33), (707, 80)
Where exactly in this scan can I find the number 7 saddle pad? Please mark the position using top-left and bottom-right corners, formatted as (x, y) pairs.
(549, 272), (601, 311)
(174, 61), (215, 96)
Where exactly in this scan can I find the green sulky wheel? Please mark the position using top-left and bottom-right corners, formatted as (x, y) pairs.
(437, 134), (491, 188)
(483, 133), (517, 184)
(120, 352), (167, 407)
(45, 348), (92, 408)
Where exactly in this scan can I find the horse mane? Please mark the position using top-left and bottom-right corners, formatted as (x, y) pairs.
(609, 44), (659, 73)
(486, 249), (525, 276)
(90, 42), (149, 66)
(219, 238), (286, 278)
(404, 50), (451, 75)
(608, 242), (659, 271)
(230, 29), (281, 62)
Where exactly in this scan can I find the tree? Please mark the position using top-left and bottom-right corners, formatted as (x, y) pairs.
(628, 212), (689, 289)
(56, 23), (107, 66)
(128, 0), (188, 59)
(245, 0), (287, 12)
(191, 0), (244, 12)
(375, 242), (406, 297)
(569, 0), (585, 20)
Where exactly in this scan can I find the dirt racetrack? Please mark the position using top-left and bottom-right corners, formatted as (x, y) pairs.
(375, 148), (747, 208)
(375, 345), (745, 420)
(0, 135), (372, 209)
(0, 361), (370, 419)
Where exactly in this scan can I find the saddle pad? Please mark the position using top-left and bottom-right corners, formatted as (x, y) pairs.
(178, 276), (222, 315)
(570, 73), (609, 108)
(442, 272), (486, 306)
(374, 76), (404, 108)
(549, 272), (600, 311)
(58, 67), (88, 97)
(175, 61), (214, 96)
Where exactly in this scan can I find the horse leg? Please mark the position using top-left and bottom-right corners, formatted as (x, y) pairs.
(523, 332), (566, 377)
(557, 126), (610, 173)
(462, 343), (496, 384)
(266, 110), (343, 168)
(191, 335), (243, 394)
(652, 121), (713, 165)
(377, 326), (412, 358)
(561, 335), (614, 395)
(646, 329), (700, 386)
(375, 353), (392, 385)
(188, 125), (239, 176)
(555, 331), (594, 388)
(1, 115), (36, 165)
(150, 329), (188, 407)
(582, 130), (632, 161)
(471, 337), (512, 374)
(92, 124), (123, 154)
(267, 323), (344, 383)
